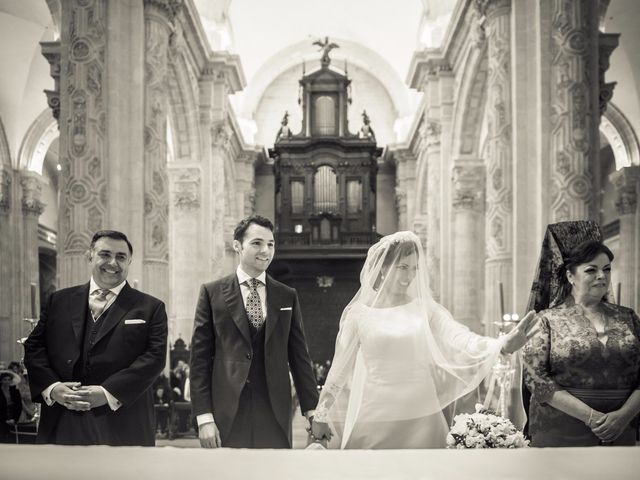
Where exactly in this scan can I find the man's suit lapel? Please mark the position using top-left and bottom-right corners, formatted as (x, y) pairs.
(70, 283), (90, 342)
(92, 282), (136, 347)
(265, 275), (280, 344)
(222, 275), (252, 345)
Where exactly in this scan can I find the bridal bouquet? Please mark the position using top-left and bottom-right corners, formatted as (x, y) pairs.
(446, 404), (529, 449)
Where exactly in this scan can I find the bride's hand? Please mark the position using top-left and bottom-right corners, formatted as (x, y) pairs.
(501, 310), (539, 354)
(310, 419), (333, 442)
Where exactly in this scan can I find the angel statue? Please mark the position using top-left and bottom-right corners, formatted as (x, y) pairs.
(313, 37), (340, 66)
(359, 110), (375, 140)
(275, 111), (292, 141)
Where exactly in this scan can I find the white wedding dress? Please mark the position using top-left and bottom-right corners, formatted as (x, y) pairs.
(342, 301), (450, 448)
(314, 232), (505, 449)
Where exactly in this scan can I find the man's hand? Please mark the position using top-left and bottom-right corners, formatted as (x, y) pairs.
(74, 385), (108, 409)
(502, 311), (540, 354)
(51, 382), (90, 411)
(199, 421), (222, 448)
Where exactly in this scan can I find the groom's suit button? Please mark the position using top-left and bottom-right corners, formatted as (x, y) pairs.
(246, 353), (252, 360)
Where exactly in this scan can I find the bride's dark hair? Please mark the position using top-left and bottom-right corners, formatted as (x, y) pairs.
(371, 238), (419, 291)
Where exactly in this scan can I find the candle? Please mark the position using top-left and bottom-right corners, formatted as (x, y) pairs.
(30, 283), (37, 318)
(498, 282), (505, 318)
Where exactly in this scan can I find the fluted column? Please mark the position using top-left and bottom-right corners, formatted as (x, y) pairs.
(610, 166), (640, 310)
(482, 0), (513, 332)
(451, 163), (485, 333)
(548, 0), (600, 221)
(142, 0), (180, 302)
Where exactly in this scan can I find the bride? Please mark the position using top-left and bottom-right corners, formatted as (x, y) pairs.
(310, 231), (538, 449)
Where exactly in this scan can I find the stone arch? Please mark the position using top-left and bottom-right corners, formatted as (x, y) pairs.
(17, 108), (58, 173)
(166, 52), (199, 164)
(451, 43), (489, 158)
(600, 101), (640, 169)
(0, 117), (10, 168)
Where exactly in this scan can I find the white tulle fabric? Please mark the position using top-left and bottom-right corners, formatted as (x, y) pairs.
(314, 231), (507, 449)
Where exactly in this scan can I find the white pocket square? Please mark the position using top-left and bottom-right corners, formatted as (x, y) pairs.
(280, 307), (292, 311)
(124, 319), (146, 325)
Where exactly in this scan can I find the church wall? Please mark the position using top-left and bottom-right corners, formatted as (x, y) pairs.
(254, 171), (275, 222)
(376, 172), (397, 236)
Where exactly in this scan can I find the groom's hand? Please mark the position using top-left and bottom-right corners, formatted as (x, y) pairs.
(502, 310), (540, 354)
(199, 421), (222, 448)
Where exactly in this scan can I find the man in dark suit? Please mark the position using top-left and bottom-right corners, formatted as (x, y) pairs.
(190, 215), (319, 448)
(24, 230), (167, 446)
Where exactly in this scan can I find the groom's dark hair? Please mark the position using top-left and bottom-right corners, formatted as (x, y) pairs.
(233, 215), (275, 243)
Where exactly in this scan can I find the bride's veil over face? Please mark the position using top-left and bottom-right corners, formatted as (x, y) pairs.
(316, 231), (505, 446)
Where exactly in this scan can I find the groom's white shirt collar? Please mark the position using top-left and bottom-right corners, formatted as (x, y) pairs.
(236, 266), (266, 286)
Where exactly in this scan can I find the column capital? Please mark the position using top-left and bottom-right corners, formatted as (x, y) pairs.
(452, 164), (485, 211)
(0, 166), (12, 213)
(20, 171), (45, 217)
(475, 0), (511, 20)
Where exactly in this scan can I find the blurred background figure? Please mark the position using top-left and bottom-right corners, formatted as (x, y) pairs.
(7, 361), (36, 423)
(0, 369), (22, 443)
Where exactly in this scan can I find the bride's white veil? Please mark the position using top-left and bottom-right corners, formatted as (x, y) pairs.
(314, 231), (507, 447)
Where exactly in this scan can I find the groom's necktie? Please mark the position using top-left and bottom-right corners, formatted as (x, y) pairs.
(245, 278), (265, 329)
(89, 288), (113, 321)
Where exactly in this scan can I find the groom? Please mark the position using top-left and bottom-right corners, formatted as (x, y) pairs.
(189, 215), (319, 448)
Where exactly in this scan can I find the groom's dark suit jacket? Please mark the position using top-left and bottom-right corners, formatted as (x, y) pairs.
(189, 273), (319, 447)
(24, 282), (167, 446)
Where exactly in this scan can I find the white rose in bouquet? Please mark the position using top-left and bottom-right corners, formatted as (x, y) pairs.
(446, 404), (529, 449)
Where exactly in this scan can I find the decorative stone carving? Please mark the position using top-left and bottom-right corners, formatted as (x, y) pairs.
(598, 32), (619, 115)
(0, 167), (11, 212)
(55, 0), (108, 255)
(610, 167), (640, 216)
(425, 121), (441, 147)
(395, 188), (407, 214)
(143, 5), (171, 267)
(453, 165), (485, 211)
(21, 174), (45, 216)
(172, 168), (201, 210)
(144, 0), (183, 22)
(549, 0), (598, 221)
(485, 0), (512, 256)
(212, 119), (233, 149)
(41, 41), (61, 121)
